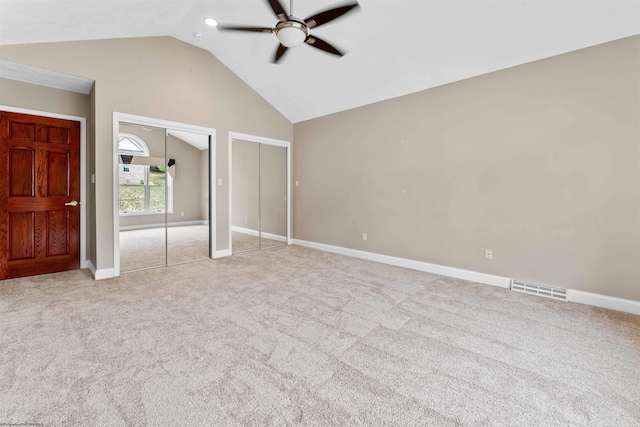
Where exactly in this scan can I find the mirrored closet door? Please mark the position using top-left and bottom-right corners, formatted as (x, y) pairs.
(232, 139), (288, 253)
(118, 122), (211, 273)
(231, 140), (260, 252)
(118, 123), (167, 272)
(166, 130), (210, 266)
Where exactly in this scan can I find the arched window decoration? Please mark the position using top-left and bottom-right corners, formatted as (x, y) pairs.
(118, 133), (173, 215)
(118, 133), (149, 157)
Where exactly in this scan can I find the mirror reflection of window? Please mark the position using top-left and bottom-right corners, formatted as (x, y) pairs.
(118, 134), (173, 215)
(118, 134), (149, 156)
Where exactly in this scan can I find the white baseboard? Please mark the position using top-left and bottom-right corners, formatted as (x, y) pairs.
(120, 220), (208, 232)
(292, 239), (511, 289)
(87, 260), (96, 277)
(232, 226), (287, 243)
(92, 267), (117, 280)
(292, 239), (640, 316)
(567, 289), (640, 316)
(212, 249), (231, 259)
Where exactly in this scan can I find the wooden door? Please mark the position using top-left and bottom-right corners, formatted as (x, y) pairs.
(0, 111), (80, 279)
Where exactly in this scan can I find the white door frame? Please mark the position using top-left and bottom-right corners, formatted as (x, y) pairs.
(113, 112), (216, 277)
(1, 104), (89, 270)
(228, 131), (292, 254)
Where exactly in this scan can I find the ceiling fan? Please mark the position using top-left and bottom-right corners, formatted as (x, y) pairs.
(220, 0), (360, 63)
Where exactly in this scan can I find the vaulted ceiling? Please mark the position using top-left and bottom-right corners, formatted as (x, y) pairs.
(1, 0), (638, 123)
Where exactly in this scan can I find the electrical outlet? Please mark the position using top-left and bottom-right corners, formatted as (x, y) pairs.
(363, 232), (368, 241)
(485, 248), (493, 260)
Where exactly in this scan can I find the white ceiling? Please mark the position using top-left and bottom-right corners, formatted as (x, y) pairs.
(168, 129), (209, 150)
(1, 0), (639, 123)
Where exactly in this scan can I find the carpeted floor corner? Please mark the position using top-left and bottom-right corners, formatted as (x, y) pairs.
(1, 245), (639, 426)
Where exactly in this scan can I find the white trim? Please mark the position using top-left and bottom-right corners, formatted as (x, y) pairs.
(567, 289), (640, 316)
(87, 260), (116, 280)
(87, 260), (96, 277)
(232, 225), (287, 242)
(0, 60), (94, 94)
(228, 136), (232, 254)
(292, 238), (640, 316)
(212, 249), (231, 259)
(113, 112), (216, 277)
(229, 132), (291, 148)
(116, 112), (216, 135)
(228, 132), (292, 255)
(209, 134), (215, 257)
(0, 104), (89, 269)
(93, 267), (117, 280)
(120, 220), (208, 232)
(287, 139), (292, 245)
(292, 239), (511, 288)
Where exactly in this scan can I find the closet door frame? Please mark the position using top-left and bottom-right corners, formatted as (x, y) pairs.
(112, 112), (216, 277)
(228, 132), (292, 254)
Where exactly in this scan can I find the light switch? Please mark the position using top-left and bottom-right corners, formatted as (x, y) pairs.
(217, 178), (223, 186)
(295, 180), (299, 187)
(91, 173), (95, 184)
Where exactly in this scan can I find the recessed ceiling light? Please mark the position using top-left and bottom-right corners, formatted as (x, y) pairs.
(204, 18), (218, 27)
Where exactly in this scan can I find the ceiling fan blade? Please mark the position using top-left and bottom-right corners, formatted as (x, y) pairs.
(219, 26), (273, 33)
(304, 3), (360, 29)
(305, 36), (344, 57)
(274, 44), (289, 63)
(267, 0), (288, 21)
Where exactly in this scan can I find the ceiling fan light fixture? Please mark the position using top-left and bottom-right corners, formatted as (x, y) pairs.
(275, 21), (308, 48)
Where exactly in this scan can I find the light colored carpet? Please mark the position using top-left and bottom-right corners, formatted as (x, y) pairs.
(1, 245), (639, 426)
(120, 225), (210, 272)
(232, 230), (284, 253)
(166, 225), (209, 265)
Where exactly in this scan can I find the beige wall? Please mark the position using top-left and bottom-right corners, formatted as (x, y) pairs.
(167, 134), (206, 223)
(294, 35), (640, 301)
(0, 77), (96, 266)
(232, 140), (287, 238)
(0, 36), (292, 271)
(0, 78), (90, 117)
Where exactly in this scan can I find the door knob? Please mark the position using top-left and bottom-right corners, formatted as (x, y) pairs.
(65, 200), (79, 207)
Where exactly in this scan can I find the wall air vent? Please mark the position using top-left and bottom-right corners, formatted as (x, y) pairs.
(510, 279), (567, 301)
